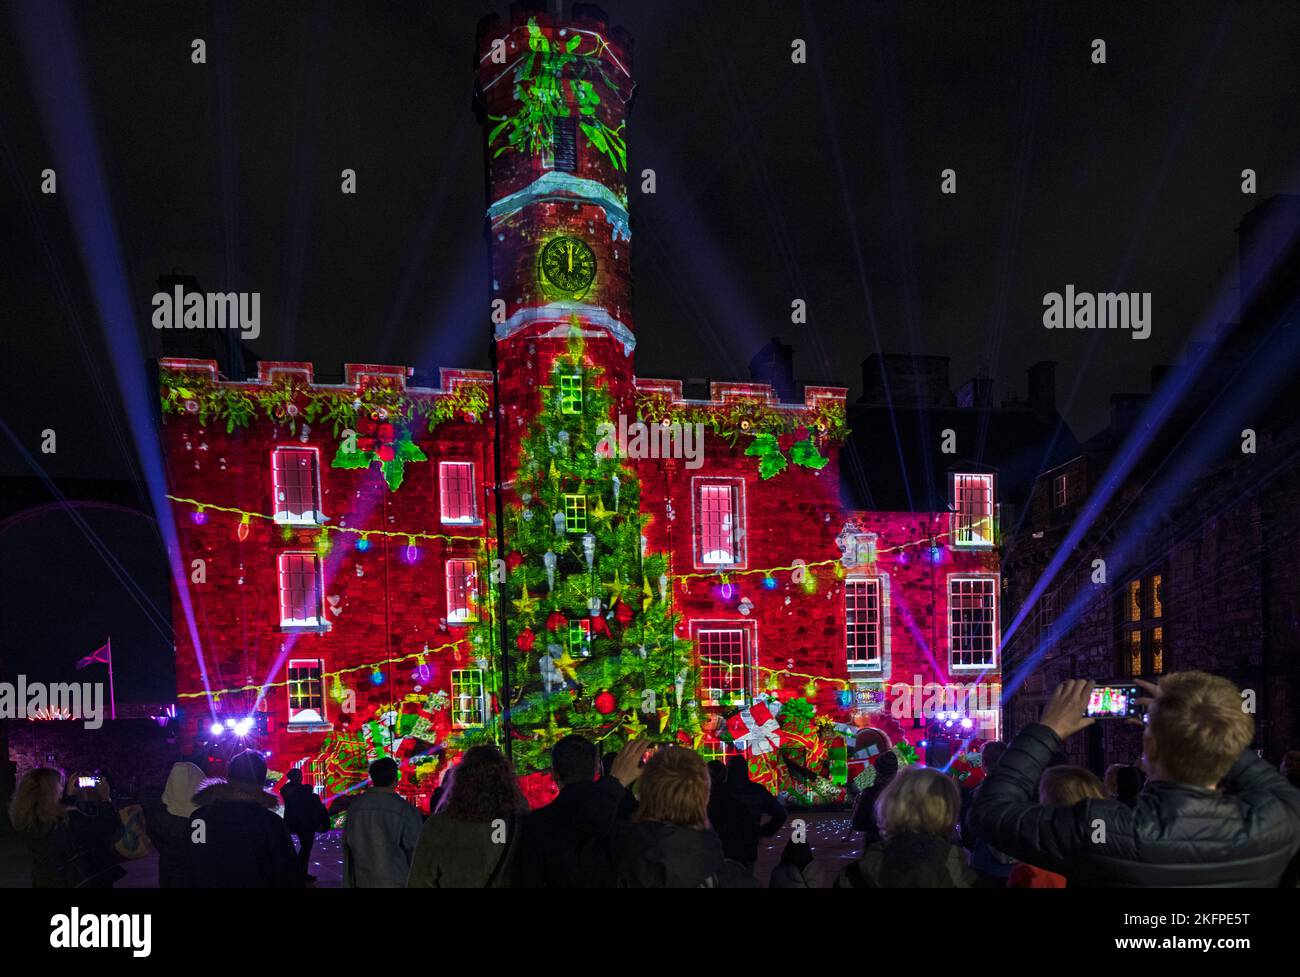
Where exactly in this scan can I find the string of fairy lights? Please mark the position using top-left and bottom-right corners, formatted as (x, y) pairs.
(176, 639), (470, 701)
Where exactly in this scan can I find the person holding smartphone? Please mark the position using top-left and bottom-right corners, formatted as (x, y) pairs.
(59, 770), (125, 887)
(970, 672), (1300, 886)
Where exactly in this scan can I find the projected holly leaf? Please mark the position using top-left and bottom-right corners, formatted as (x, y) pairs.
(382, 459), (406, 492)
(396, 438), (427, 463)
(331, 448), (372, 470)
(789, 437), (829, 471)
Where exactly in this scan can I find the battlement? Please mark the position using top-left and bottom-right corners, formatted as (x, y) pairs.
(634, 377), (848, 413)
(159, 357), (493, 398)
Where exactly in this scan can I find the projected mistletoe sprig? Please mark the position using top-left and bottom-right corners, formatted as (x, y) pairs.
(159, 369), (488, 436)
(486, 18), (628, 172)
(454, 324), (698, 773)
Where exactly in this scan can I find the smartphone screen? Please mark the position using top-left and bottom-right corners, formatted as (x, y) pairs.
(1084, 685), (1141, 719)
(77, 776), (99, 788)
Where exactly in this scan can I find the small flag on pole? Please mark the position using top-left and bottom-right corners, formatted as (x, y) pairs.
(76, 644), (110, 670)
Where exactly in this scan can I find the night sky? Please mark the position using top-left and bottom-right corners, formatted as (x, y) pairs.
(2, 0), (1300, 696)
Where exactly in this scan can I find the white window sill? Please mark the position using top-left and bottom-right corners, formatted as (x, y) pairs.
(287, 721), (333, 734)
(440, 518), (482, 527)
(280, 621), (331, 634)
(274, 514), (326, 527)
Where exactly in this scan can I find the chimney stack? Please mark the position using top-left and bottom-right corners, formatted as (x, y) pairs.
(1026, 361), (1056, 414)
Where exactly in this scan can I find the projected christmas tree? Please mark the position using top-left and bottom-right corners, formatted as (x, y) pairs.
(456, 326), (698, 773)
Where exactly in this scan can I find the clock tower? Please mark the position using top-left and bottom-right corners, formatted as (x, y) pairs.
(475, 4), (636, 472)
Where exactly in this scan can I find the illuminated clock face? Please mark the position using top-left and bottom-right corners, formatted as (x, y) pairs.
(539, 236), (597, 296)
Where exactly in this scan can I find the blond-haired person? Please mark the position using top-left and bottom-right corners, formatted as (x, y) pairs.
(9, 767), (122, 887)
(972, 673), (1300, 887)
(834, 767), (977, 887)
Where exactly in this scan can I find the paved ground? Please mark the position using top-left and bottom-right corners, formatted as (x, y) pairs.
(0, 810), (862, 888)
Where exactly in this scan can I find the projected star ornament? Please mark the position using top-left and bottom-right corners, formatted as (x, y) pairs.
(512, 582), (541, 617)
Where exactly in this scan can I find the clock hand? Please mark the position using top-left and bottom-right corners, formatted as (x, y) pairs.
(567, 241), (573, 273)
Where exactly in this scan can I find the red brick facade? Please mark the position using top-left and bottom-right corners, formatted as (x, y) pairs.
(159, 8), (1001, 801)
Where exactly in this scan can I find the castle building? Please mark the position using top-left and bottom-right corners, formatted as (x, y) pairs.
(159, 4), (1001, 806)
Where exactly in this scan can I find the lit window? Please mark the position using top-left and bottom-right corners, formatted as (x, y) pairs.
(451, 669), (486, 728)
(559, 374), (583, 414)
(1040, 589), (1058, 638)
(567, 619), (592, 658)
(439, 461), (477, 524)
(1121, 574), (1165, 676)
(698, 629), (749, 707)
(696, 481), (742, 566)
(1053, 473), (1068, 509)
(949, 576), (997, 669)
(951, 473), (994, 547)
(287, 659), (326, 726)
(564, 494), (587, 534)
(446, 559), (479, 623)
(272, 448), (323, 525)
(278, 552), (324, 628)
(845, 578), (882, 670)
(697, 740), (735, 764)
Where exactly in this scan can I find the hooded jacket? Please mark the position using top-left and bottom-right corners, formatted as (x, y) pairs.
(606, 821), (760, 888)
(970, 723), (1300, 888)
(188, 779), (303, 889)
(148, 762), (206, 889)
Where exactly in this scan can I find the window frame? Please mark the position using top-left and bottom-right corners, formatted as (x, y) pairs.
(845, 576), (887, 672)
(950, 473), (995, 549)
(272, 447), (324, 526)
(445, 558), (480, 624)
(438, 461), (479, 525)
(550, 117), (578, 173)
(567, 619), (592, 658)
(451, 669), (487, 728)
(286, 658), (329, 729)
(692, 620), (756, 708)
(1052, 472), (1069, 509)
(563, 493), (588, 534)
(278, 551), (327, 630)
(1119, 574), (1165, 676)
(692, 477), (746, 570)
(559, 374), (583, 415)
